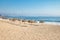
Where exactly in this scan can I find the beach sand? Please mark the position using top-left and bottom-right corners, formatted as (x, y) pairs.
(0, 19), (60, 40)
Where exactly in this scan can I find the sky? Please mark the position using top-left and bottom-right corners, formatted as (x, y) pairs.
(0, 0), (60, 16)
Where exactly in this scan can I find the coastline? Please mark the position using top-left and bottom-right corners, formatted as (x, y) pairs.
(44, 22), (60, 25)
(0, 18), (60, 40)
(34, 21), (60, 25)
(0, 18), (60, 25)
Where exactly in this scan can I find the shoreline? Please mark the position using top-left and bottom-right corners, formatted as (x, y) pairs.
(44, 22), (60, 25)
(0, 18), (60, 26)
(0, 17), (60, 40)
(35, 21), (60, 25)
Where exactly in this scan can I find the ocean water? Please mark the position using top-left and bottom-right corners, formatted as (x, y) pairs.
(7, 16), (60, 22)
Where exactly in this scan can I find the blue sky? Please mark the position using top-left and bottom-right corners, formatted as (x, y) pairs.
(0, 0), (60, 16)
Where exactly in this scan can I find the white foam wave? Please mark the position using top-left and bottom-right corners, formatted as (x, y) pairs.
(36, 21), (60, 25)
(44, 22), (60, 25)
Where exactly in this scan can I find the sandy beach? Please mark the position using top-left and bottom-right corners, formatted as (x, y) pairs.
(0, 18), (60, 40)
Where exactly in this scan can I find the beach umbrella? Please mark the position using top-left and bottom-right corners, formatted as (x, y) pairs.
(39, 20), (44, 23)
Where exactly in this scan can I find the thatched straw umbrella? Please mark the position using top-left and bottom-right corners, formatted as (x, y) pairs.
(22, 19), (27, 22)
(9, 18), (17, 21)
(27, 20), (37, 25)
(17, 19), (21, 21)
(16, 19), (23, 24)
(28, 20), (36, 23)
(39, 20), (44, 23)
(0, 16), (8, 19)
(0, 14), (2, 17)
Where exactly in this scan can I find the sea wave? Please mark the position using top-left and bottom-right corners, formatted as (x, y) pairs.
(44, 22), (60, 25)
